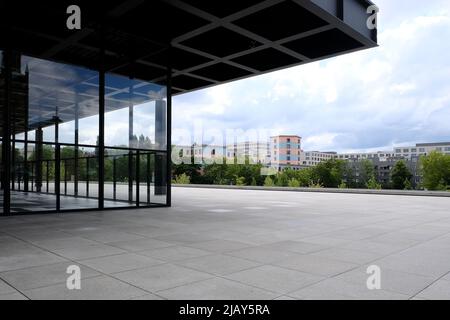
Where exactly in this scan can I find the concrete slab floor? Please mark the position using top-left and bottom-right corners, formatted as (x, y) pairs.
(1, 187), (450, 300)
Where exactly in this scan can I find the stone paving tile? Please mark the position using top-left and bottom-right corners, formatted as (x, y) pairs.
(114, 264), (213, 292)
(334, 266), (436, 296)
(415, 280), (450, 300)
(0, 262), (100, 291)
(295, 236), (354, 247)
(69, 229), (146, 244)
(310, 248), (383, 265)
(0, 292), (29, 300)
(339, 240), (412, 255)
(225, 246), (304, 264)
(154, 232), (218, 245)
(225, 265), (323, 294)
(138, 246), (212, 262)
(108, 238), (174, 252)
(288, 278), (410, 300)
(157, 277), (278, 300)
(272, 254), (358, 277)
(261, 241), (328, 254)
(78, 253), (165, 274)
(186, 240), (252, 253)
(0, 246), (67, 273)
(52, 243), (126, 261)
(0, 279), (17, 295)
(23, 275), (148, 300)
(129, 293), (165, 300)
(372, 248), (450, 278)
(175, 254), (261, 276)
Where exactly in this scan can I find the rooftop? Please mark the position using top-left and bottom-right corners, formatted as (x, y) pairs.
(1, 187), (449, 300)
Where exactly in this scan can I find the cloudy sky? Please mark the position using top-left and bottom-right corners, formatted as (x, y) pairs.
(172, 0), (450, 153)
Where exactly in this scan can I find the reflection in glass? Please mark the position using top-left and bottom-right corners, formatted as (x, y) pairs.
(1, 51), (169, 214)
(9, 55), (100, 212)
(0, 49), (3, 213)
(105, 74), (167, 150)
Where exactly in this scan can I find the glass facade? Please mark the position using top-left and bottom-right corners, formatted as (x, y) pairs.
(0, 51), (170, 214)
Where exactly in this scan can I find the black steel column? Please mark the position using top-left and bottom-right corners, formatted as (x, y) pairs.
(98, 60), (105, 210)
(55, 116), (60, 211)
(74, 96), (79, 197)
(35, 128), (43, 193)
(24, 130), (28, 192)
(55, 145), (60, 210)
(155, 100), (167, 196)
(128, 85), (134, 203)
(166, 51), (172, 207)
(2, 49), (12, 215)
(11, 104), (15, 191)
(147, 153), (151, 204)
(136, 150), (140, 207)
(113, 156), (117, 200)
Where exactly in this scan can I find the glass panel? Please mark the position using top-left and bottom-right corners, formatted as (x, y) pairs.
(104, 148), (136, 208)
(152, 153), (167, 205)
(60, 146), (98, 210)
(10, 142), (57, 213)
(8, 54), (100, 213)
(0, 137), (3, 214)
(105, 74), (167, 150)
(138, 151), (153, 206)
(104, 72), (168, 207)
(0, 49), (3, 214)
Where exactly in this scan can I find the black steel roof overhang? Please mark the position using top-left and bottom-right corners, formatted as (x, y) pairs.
(0, 0), (378, 95)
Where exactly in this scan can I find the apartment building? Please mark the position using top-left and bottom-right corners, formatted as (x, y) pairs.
(393, 142), (450, 159)
(269, 135), (303, 171)
(335, 151), (395, 161)
(300, 151), (338, 166)
(226, 141), (270, 164)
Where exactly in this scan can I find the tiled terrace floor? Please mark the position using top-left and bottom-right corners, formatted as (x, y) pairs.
(1, 187), (450, 300)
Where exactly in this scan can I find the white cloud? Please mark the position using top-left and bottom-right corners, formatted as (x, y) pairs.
(173, 0), (450, 153)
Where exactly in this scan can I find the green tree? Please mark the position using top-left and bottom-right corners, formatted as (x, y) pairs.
(391, 160), (412, 190)
(275, 172), (289, 187)
(361, 159), (375, 187)
(235, 176), (246, 186)
(366, 176), (382, 190)
(338, 181), (348, 189)
(173, 173), (191, 184)
(264, 176), (275, 187)
(311, 159), (346, 188)
(294, 168), (313, 187)
(172, 155), (202, 184)
(288, 178), (300, 188)
(420, 151), (450, 191)
(404, 178), (413, 190)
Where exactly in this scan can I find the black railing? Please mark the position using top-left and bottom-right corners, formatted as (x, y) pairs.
(9, 142), (167, 207)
